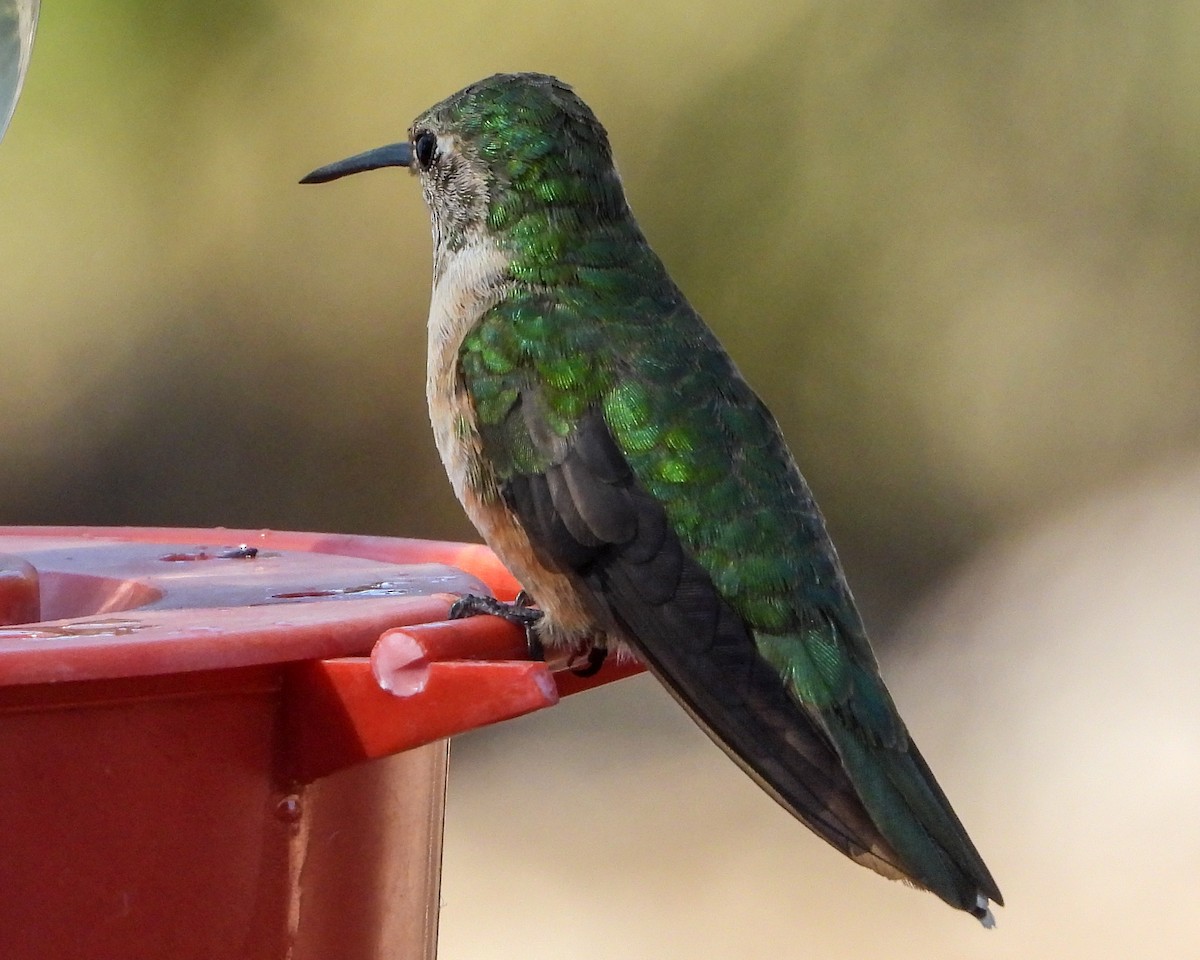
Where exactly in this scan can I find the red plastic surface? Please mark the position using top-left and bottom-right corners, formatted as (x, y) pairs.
(287, 612), (644, 782)
(0, 526), (645, 960)
(0, 553), (38, 625)
(0, 525), (643, 773)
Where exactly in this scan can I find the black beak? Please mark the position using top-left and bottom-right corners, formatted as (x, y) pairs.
(299, 141), (414, 184)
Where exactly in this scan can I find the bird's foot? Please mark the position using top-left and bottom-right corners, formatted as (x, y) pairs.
(447, 593), (607, 674)
(448, 591), (543, 625)
(449, 591), (545, 660)
(568, 644), (608, 677)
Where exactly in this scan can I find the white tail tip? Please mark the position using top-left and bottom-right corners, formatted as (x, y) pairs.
(975, 894), (996, 929)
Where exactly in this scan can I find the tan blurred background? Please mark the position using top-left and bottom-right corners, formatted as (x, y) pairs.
(3, 1), (1199, 956)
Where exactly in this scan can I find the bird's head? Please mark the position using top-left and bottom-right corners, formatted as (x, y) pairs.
(302, 73), (631, 265)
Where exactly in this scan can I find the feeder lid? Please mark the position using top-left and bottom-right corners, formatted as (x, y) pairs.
(0, 526), (502, 685)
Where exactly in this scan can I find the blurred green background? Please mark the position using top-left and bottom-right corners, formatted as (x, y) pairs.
(3, 1), (1199, 957)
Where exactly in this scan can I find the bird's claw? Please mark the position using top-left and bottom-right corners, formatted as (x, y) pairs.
(447, 593), (605, 672)
(448, 592), (543, 625)
(449, 592), (545, 660)
(569, 645), (608, 677)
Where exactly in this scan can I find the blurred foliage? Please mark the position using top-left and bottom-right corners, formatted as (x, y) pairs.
(2, 0), (1199, 625)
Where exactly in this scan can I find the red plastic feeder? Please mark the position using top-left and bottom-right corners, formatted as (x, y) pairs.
(0, 526), (642, 960)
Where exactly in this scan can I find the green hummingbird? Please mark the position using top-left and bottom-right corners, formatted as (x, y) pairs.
(302, 72), (1002, 925)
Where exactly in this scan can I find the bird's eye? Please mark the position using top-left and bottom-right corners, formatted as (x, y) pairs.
(414, 131), (438, 170)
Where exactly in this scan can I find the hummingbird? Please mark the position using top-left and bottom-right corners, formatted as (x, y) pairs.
(302, 72), (1002, 925)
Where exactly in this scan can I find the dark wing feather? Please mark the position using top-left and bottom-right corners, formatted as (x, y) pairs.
(499, 401), (910, 878)
(457, 242), (997, 920)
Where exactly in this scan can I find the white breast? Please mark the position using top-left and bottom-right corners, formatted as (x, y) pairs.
(425, 234), (512, 504)
(422, 235), (605, 648)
